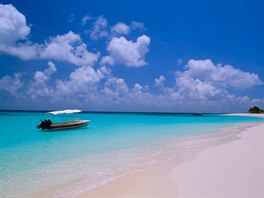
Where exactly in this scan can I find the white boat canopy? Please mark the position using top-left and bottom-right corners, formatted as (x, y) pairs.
(47, 109), (82, 115)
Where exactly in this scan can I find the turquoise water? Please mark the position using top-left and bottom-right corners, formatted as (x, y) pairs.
(0, 112), (263, 197)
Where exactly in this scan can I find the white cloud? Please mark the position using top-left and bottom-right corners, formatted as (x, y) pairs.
(40, 31), (99, 66)
(0, 72), (24, 95)
(172, 59), (263, 101)
(0, 30), (99, 65)
(154, 75), (166, 87)
(33, 61), (57, 84)
(132, 83), (149, 94)
(88, 18), (146, 40)
(69, 66), (104, 85)
(35, 58), (259, 112)
(28, 61), (57, 98)
(175, 76), (223, 100)
(46, 61), (57, 75)
(130, 21), (146, 30)
(0, 4), (99, 66)
(0, 6), (149, 68)
(100, 56), (114, 65)
(33, 71), (49, 86)
(104, 77), (129, 97)
(0, 4), (30, 45)
(133, 83), (143, 94)
(55, 66), (107, 96)
(0, 43), (39, 60)
(111, 22), (130, 35)
(89, 16), (109, 40)
(81, 15), (91, 26)
(0, 4), (37, 60)
(184, 59), (263, 88)
(2, 59), (262, 113)
(102, 35), (150, 67)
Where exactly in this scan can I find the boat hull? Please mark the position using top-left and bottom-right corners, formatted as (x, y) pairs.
(46, 120), (89, 131)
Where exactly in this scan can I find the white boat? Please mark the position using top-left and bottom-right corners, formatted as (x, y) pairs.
(36, 109), (90, 131)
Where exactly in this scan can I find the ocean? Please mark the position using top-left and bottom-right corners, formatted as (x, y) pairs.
(0, 111), (263, 197)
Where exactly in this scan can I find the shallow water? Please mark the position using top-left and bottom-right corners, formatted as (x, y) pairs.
(0, 112), (263, 197)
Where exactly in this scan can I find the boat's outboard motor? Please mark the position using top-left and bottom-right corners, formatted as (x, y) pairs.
(37, 119), (52, 130)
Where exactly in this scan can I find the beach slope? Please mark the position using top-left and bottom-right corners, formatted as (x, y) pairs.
(78, 122), (263, 198)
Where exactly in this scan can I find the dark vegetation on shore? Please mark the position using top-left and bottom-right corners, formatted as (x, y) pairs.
(248, 106), (264, 114)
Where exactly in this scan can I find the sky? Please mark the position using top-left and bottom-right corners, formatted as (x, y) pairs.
(0, 0), (263, 112)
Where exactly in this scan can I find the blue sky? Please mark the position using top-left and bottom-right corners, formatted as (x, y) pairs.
(0, 0), (263, 112)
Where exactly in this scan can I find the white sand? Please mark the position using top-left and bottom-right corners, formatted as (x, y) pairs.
(77, 122), (264, 198)
(225, 113), (264, 118)
(172, 123), (263, 197)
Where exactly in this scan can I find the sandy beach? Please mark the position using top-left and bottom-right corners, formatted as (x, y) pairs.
(76, 115), (263, 198)
(225, 113), (264, 118)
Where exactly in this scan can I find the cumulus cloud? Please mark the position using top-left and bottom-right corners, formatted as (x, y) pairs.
(102, 35), (150, 67)
(69, 66), (104, 85)
(0, 5), (148, 68)
(0, 43), (39, 60)
(111, 22), (130, 35)
(87, 17), (146, 40)
(0, 72), (24, 95)
(184, 59), (263, 88)
(0, 4), (30, 45)
(89, 16), (109, 40)
(133, 83), (143, 94)
(175, 76), (223, 100)
(130, 21), (146, 30)
(27, 61), (57, 99)
(40, 31), (99, 66)
(132, 83), (149, 94)
(33, 61), (57, 83)
(81, 15), (91, 26)
(154, 75), (166, 87)
(0, 30), (99, 65)
(0, 3), (37, 60)
(27, 59), (259, 112)
(2, 59), (262, 113)
(110, 21), (146, 35)
(0, 4), (99, 66)
(55, 66), (108, 96)
(172, 59), (263, 101)
(88, 18), (146, 39)
(104, 77), (129, 97)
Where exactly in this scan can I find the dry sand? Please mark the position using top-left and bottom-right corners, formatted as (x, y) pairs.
(224, 113), (264, 118)
(76, 120), (264, 198)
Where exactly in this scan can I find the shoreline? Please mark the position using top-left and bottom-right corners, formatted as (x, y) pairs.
(74, 121), (263, 198)
(224, 113), (264, 118)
